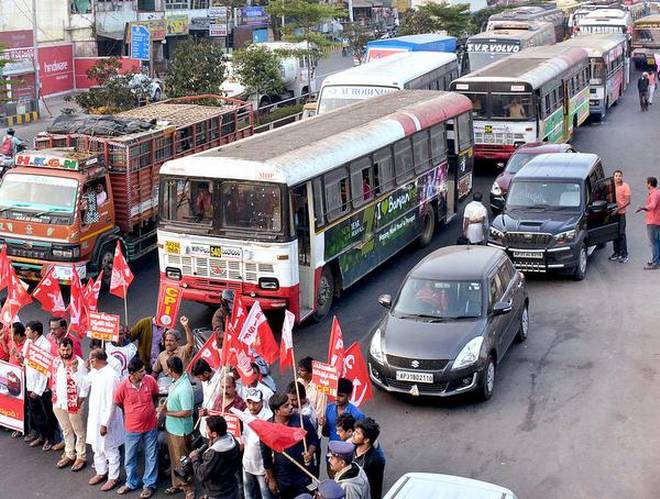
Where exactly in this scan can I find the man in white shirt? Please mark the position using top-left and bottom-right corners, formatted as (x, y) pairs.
(23, 321), (59, 451)
(105, 334), (138, 380)
(191, 358), (224, 440)
(95, 183), (108, 206)
(463, 192), (488, 244)
(242, 388), (274, 499)
(86, 349), (125, 492)
(52, 337), (89, 471)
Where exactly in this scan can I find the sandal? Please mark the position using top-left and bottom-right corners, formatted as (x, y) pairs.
(117, 485), (136, 495)
(11, 431), (21, 438)
(164, 487), (183, 495)
(70, 459), (87, 472)
(139, 488), (154, 498)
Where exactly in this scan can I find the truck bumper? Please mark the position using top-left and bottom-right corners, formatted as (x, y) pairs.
(474, 144), (516, 161)
(11, 258), (87, 283)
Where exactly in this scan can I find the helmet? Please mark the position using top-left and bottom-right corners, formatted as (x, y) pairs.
(220, 289), (235, 309)
(6, 128), (14, 136)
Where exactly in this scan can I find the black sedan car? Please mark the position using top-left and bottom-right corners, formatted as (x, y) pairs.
(368, 246), (528, 401)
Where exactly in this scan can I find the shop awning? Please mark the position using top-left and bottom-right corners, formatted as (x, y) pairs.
(96, 29), (126, 41)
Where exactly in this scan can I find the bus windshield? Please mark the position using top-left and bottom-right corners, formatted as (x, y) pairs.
(464, 92), (534, 120)
(0, 174), (78, 214)
(318, 85), (398, 114)
(590, 59), (605, 83)
(634, 27), (660, 45)
(467, 51), (508, 71)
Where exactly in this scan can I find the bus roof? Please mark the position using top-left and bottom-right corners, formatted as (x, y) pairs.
(489, 4), (561, 20)
(321, 51), (457, 88)
(368, 33), (456, 45)
(559, 33), (627, 55)
(634, 14), (660, 25)
(579, 8), (629, 21)
(453, 45), (587, 86)
(468, 26), (552, 42)
(160, 91), (472, 186)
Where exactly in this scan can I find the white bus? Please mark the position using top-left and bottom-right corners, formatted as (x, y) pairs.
(157, 91), (474, 322)
(486, 5), (567, 42)
(316, 51), (459, 115)
(576, 9), (632, 36)
(466, 22), (557, 72)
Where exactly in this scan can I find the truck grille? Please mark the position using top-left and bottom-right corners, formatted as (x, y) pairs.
(505, 232), (553, 248)
(7, 246), (49, 260)
(475, 132), (525, 145)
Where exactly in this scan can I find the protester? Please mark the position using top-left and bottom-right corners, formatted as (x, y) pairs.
(86, 348), (124, 491)
(328, 441), (371, 499)
(638, 72), (650, 111)
(191, 358), (223, 439)
(209, 372), (246, 414)
(322, 378), (365, 442)
(191, 415), (241, 499)
(610, 169), (631, 263)
(336, 414), (356, 442)
(152, 316), (195, 377)
(636, 176), (660, 269)
(105, 326), (138, 379)
(23, 321), (59, 451)
(46, 317), (82, 358)
(52, 337), (88, 471)
(296, 356), (323, 420)
(352, 418), (385, 499)
(129, 316), (167, 372)
(242, 388), (274, 499)
(287, 381), (317, 431)
(262, 393), (319, 499)
(159, 355), (195, 498)
(115, 357), (160, 498)
(463, 191), (488, 244)
(649, 70), (656, 105)
(239, 363), (275, 404)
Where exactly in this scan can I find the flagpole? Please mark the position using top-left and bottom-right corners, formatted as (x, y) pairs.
(281, 450), (320, 484)
(290, 347), (308, 454)
(122, 279), (129, 326)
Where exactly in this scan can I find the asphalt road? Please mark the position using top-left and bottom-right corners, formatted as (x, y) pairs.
(3, 74), (660, 498)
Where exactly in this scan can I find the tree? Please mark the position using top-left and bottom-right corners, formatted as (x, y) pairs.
(232, 45), (285, 100)
(399, 3), (475, 38)
(164, 37), (226, 98)
(0, 44), (9, 104)
(343, 23), (371, 64)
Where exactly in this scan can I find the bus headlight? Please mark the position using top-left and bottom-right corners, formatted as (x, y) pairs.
(259, 277), (279, 290)
(166, 267), (182, 280)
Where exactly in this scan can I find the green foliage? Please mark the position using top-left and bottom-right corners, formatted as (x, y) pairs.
(343, 23), (372, 64)
(233, 45), (285, 97)
(399, 3), (476, 38)
(268, 0), (345, 51)
(164, 37), (226, 97)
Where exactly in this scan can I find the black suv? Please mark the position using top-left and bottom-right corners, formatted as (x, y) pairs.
(488, 153), (618, 280)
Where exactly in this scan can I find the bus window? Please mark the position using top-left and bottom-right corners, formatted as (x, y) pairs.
(429, 124), (447, 162)
(312, 178), (325, 228)
(324, 167), (351, 221)
(413, 131), (431, 174)
(457, 113), (472, 150)
(350, 156), (374, 207)
(393, 138), (414, 184)
(373, 147), (394, 194)
(464, 93), (487, 119)
(491, 94), (533, 119)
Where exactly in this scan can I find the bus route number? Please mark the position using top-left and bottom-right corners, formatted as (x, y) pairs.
(484, 125), (493, 134)
(165, 241), (180, 254)
(210, 246), (222, 258)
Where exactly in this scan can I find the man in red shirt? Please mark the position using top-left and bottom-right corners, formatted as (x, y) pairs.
(610, 170), (631, 263)
(47, 317), (82, 358)
(636, 176), (660, 269)
(115, 357), (160, 498)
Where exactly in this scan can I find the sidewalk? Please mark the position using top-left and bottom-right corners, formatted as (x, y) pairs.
(13, 94), (80, 145)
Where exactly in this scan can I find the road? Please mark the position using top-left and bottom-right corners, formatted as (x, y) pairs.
(2, 75), (660, 498)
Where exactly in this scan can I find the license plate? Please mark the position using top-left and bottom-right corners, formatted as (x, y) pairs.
(165, 240), (180, 254)
(395, 371), (433, 383)
(513, 251), (543, 259)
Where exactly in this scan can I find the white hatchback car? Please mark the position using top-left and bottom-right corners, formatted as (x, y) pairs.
(384, 473), (518, 499)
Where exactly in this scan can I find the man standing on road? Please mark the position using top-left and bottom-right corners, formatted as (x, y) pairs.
(297, 356), (323, 422)
(47, 317), (82, 359)
(352, 418), (385, 499)
(636, 176), (660, 269)
(152, 316), (195, 377)
(322, 378), (365, 443)
(242, 388), (274, 499)
(115, 357), (160, 498)
(610, 169), (631, 263)
(52, 337), (89, 471)
(328, 441), (371, 499)
(129, 316), (166, 373)
(463, 192), (488, 245)
(87, 349), (125, 492)
(638, 72), (650, 111)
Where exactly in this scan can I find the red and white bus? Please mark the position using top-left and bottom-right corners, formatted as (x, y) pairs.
(157, 90), (474, 322)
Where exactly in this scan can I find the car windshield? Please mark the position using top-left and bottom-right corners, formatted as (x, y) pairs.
(393, 278), (483, 320)
(505, 153), (535, 174)
(507, 180), (582, 209)
(0, 174), (78, 214)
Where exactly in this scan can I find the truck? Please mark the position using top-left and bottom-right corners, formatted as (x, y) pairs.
(2, 95), (253, 284)
(364, 34), (457, 63)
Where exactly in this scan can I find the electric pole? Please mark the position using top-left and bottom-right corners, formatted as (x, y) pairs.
(32, 0), (41, 110)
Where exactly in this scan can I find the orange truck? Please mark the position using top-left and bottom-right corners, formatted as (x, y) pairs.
(1, 95), (253, 284)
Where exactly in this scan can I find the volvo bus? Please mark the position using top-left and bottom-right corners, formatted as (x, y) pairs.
(157, 91), (474, 322)
(466, 22), (556, 72)
(575, 9), (632, 36)
(561, 34), (628, 118)
(316, 51), (459, 115)
(632, 14), (660, 67)
(486, 5), (567, 42)
(450, 45), (590, 161)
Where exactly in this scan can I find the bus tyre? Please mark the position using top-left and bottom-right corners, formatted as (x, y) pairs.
(312, 266), (334, 322)
(417, 205), (436, 248)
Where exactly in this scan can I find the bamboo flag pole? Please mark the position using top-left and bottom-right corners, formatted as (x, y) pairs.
(123, 278), (129, 327)
(281, 450), (320, 484)
(290, 346), (308, 454)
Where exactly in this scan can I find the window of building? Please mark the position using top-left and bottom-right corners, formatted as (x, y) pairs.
(192, 0), (209, 7)
(138, 0), (156, 10)
(71, 0), (92, 14)
(166, 0), (189, 9)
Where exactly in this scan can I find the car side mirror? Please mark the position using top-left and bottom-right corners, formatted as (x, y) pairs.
(493, 300), (512, 315)
(589, 199), (607, 212)
(378, 294), (392, 309)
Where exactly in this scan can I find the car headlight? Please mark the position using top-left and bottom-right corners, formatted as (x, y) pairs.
(452, 336), (484, 370)
(490, 181), (502, 196)
(489, 226), (505, 243)
(369, 328), (385, 365)
(554, 230), (576, 244)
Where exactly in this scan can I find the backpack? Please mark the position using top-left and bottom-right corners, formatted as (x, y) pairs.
(1, 136), (12, 156)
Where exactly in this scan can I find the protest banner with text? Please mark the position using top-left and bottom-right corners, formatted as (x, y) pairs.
(0, 360), (24, 432)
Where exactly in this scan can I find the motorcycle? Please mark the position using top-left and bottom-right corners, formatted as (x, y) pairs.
(0, 142), (26, 178)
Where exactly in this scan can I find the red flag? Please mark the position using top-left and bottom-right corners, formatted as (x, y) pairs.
(67, 270), (88, 336)
(187, 333), (222, 374)
(0, 244), (9, 291)
(234, 343), (258, 386)
(238, 302), (278, 365)
(109, 241), (133, 298)
(32, 266), (66, 317)
(279, 309), (295, 373)
(84, 271), (103, 312)
(0, 269), (31, 325)
(342, 342), (373, 407)
(328, 316), (345, 370)
(220, 323), (238, 368)
(228, 295), (248, 332)
(232, 410), (307, 453)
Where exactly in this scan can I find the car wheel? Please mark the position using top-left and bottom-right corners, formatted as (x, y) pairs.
(312, 266), (334, 322)
(572, 244), (587, 281)
(416, 204), (436, 248)
(516, 304), (529, 343)
(478, 355), (496, 401)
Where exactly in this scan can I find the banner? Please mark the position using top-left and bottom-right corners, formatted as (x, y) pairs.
(166, 15), (190, 36)
(26, 342), (54, 377)
(208, 411), (243, 439)
(155, 281), (183, 328)
(87, 311), (120, 342)
(0, 360), (24, 432)
(312, 360), (339, 397)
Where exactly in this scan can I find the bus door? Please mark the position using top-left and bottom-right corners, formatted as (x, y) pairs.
(291, 184), (314, 318)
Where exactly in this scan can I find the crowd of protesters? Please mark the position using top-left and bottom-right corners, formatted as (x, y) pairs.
(0, 290), (386, 499)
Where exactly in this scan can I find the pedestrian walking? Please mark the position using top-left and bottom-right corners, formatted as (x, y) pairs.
(609, 169), (631, 263)
(638, 72), (650, 111)
(649, 70), (656, 104)
(52, 337), (88, 471)
(635, 176), (660, 269)
(328, 441), (371, 499)
(242, 388), (275, 499)
(86, 348), (125, 492)
(352, 418), (385, 499)
(463, 192), (488, 244)
(115, 356), (160, 498)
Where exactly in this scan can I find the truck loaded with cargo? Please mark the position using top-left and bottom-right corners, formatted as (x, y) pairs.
(0, 95), (253, 284)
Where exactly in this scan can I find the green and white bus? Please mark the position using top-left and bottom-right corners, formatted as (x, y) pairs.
(450, 45), (590, 161)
